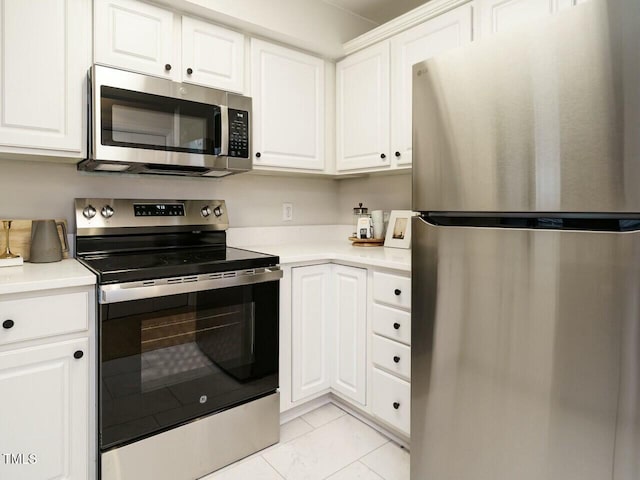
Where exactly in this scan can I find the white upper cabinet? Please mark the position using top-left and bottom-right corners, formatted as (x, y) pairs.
(390, 5), (473, 167)
(95, 0), (175, 79)
(181, 16), (245, 93)
(0, 0), (90, 156)
(476, 0), (556, 37)
(332, 265), (367, 405)
(251, 39), (325, 171)
(95, 0), (247, 92)
(336, 41), (390, 172)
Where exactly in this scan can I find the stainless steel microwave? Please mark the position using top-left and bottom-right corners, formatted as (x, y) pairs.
(78, 65), (251, 177)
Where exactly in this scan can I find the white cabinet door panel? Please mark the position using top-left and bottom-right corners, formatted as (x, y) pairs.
(390, 5), (472, 166)
(95, 0), (175, 78)
(292, 265), (331, 401)
(336, 41), (390, 171)
(0, 338), (88, 479)
(332, 265), (367, 405)
(477, 0), (555, 36)
(251, 39), (325, 170)
(0, 0), (89, 153)
(182, 17), (244, 93)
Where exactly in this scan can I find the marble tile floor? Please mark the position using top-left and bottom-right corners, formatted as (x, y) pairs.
(203, 403), (410, 480)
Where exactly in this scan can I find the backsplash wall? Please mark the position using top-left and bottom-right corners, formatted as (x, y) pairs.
(0, 159), (338, 230)
(0, 159), (412, 231)
(337, 173), (412, 223)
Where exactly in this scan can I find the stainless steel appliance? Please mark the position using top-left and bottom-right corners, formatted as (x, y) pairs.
(75, 199), (281, 480)
(412, 1), (640, 479)
(79, 65), (251, 177)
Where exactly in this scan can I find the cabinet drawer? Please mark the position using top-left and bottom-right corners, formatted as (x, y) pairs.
(372, 303), (411, 345)
(373, 272), (410, 309)
(372, 368), (410, 435)
(0, 291), (89, 346)
(372, 335), (411, 381)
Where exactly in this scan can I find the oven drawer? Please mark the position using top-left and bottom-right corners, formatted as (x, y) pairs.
(372, 335), (411, 381)
(373, 272), (411, 310)
(0, 290), (89, 346)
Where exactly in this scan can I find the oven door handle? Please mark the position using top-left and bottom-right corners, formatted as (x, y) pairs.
(98, 267), (283, 304)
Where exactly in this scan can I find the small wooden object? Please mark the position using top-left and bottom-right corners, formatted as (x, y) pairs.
(0, 219), (70, 261)
(349, 236), (384, 247)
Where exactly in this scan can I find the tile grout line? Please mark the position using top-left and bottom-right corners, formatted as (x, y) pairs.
(261, 452), (288, 480)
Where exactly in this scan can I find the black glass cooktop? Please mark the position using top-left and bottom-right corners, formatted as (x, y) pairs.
(78, 247), (279, 284)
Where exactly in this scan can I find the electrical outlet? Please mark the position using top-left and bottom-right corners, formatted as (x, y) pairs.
(282, 203), (293, 221)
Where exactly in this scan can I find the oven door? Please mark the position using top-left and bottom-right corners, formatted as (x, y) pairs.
(99, 276), (279, 451)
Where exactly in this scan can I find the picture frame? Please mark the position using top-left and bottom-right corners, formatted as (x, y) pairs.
(384, 210), (413, 249)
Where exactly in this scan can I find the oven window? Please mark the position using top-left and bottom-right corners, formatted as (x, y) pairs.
(100, 86), (221, 155)
(100, 281), (278, 450)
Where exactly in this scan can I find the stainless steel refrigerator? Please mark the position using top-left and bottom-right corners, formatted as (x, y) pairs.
(411, 1), (640, 479)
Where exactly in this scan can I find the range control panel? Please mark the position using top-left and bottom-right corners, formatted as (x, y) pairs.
(75, 198), (229, 235)
(228, 109), (249, 158)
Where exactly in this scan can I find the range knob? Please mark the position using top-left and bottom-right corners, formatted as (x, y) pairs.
(213, 206), (224, 217)
(201, 206), (212, 218)
(101, 205), (114, 218)
(82, 205), (97, 219)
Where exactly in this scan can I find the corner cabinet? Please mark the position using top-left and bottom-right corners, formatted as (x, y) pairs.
(0, 0), (90, 157)
(0, 285), (95, 480)
(251, 39), (326, 172)
(290, 264), (367, 405)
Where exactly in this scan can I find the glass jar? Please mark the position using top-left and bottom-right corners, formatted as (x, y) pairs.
(352, 203), (369, 237)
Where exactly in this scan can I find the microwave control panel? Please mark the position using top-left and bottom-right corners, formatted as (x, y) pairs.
(228, 109), (249, 158)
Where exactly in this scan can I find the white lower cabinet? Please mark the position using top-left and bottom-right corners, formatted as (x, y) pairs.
(332, 265), (367, 405)
(0, 285), (94, 480)
(290, 264), (367, 405)
(287, 263), (410, 438)
(371, 368), (411, 435)
(291, 264), (332, 401)
(0, 338), (88, 480)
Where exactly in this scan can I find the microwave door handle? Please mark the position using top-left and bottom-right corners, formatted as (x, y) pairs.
(219, 105), (229, 156)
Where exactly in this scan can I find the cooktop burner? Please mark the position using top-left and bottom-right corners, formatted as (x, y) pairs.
(79, 247), (278, 284)
(74, 198), (279, 285)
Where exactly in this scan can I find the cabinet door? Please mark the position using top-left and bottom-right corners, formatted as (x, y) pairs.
(336, 41), (390, 171)
(0, 338), (88, 480)
(251, 39), (325, 171)
(95, 0), (175, 78)
(181, 16), (245, 93)
(291, 265), (332, 401)
(390, 6), (472, 167)
(0, 0), (89, 154)
(476, 0), (555, 37)
(332, 265), (367, 405)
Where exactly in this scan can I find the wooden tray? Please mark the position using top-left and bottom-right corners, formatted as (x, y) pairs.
(349, 236), (384, 247)
(0, 219), (70, 261)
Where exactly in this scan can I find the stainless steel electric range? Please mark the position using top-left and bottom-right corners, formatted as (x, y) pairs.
(75, 198), (281, 480)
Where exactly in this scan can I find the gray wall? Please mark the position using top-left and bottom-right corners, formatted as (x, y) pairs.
(337, 173), (412, 224)
(0, 159), (411, 230)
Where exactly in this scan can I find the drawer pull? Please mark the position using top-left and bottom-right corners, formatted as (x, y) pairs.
(2, 319), (14, 329)
(187, 67), (193, 75)
(165, 63), (172, 71)
(393, 322), (401, 330)
(393, 402), (400, 410)
(393, 356), (400, 363)
(394, 289), (401, 296)
(73, 350), (84, 360)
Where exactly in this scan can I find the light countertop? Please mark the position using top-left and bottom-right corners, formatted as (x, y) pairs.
(238, 241), (411, 272)
(0, 258), (96, 296)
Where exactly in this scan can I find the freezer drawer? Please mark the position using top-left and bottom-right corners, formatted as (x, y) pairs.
(411, 216), (640, 480)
